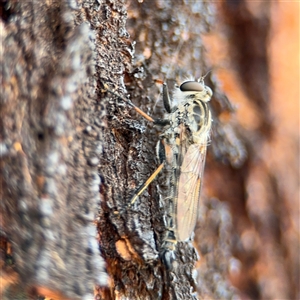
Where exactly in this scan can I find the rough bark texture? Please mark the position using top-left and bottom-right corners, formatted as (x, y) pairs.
(0, 0), (298, 300)
(0, 1), (108, 299)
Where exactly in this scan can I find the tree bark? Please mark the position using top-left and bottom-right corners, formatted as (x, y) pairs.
(0, 1), (298, 300)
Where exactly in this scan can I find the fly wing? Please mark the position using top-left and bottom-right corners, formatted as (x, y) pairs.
(176, 143), (207, 241)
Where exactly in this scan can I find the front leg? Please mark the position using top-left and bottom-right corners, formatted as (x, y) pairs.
(162, 83), (172, 113)
(103, 82), (171, 126)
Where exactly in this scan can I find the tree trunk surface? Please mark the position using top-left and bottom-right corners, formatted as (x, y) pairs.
(0, 1), (298, 300)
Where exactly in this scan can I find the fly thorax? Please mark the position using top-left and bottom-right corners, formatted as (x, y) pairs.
(169, 106), (183, 126)
(186, 100), (211, 136)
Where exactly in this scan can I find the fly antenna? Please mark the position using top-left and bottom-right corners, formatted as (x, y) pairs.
(199, 69), (212, 83)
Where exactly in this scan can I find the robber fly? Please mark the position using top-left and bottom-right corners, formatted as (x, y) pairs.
(105, 77), (212, 265)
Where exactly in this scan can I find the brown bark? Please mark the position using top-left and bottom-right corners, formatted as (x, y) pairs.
(0, 0), (298, 300)
(203, 1), (299, 299)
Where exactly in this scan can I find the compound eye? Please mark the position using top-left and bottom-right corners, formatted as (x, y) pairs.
(180, 81), (204, 92)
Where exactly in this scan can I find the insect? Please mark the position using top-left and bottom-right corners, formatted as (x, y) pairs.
(105, 76), (212, 264)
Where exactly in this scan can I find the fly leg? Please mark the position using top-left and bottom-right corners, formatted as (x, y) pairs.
(154, 79), (172, 113)
(162, 83), (172, 113)
(128, 162), (164, 208)
(102, 83), (155, 123)
(102, 82), (171, 126)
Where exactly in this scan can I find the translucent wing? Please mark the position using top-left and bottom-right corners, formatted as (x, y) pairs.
(176, 143), (207, 241)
